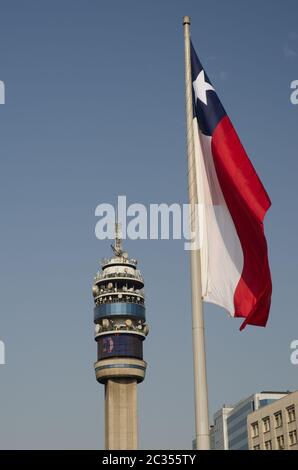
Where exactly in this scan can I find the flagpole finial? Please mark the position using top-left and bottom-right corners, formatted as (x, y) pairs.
(183, 16), (190, 25)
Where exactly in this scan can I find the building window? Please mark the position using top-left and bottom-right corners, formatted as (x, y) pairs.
(253, 444), (260, 450)
(263, 417), (270, 433)
(264, 440), (272, 450)
(274, 411), (283, 428)
(289, 430), (297, 446)
(287, 406), (296, 423)
(251, 422), (259, 438)
(277, 435), (285, 450)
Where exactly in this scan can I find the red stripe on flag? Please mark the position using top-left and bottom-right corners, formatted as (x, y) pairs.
(211, 116), (272, 330)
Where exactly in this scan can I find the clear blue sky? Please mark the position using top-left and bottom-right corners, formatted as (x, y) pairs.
(0, 0), (297, 449)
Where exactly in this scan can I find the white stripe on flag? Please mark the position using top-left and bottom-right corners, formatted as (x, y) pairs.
(193, 118), (244, 315)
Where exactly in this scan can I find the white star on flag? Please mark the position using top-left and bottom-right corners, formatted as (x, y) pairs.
(193, 70), (215, 105)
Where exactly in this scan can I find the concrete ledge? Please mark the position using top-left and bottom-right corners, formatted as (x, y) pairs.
(94, 358), (147, 384)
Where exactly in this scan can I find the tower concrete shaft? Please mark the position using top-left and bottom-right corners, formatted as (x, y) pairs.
(92, 231), (149, 450)
(105, 378), (138, 450)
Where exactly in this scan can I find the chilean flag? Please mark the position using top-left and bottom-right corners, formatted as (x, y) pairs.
(191, 43), (272, 330)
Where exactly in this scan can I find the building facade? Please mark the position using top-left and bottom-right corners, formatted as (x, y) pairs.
(212, 407), (233, 450)
(247, 391), (298, 450)
(211, 392), (288, 450)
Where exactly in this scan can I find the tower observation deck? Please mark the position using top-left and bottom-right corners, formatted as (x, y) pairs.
(92, 224), (149, 449)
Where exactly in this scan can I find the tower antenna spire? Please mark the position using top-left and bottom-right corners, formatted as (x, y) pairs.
(114, 221), (123, 255)
(111, 209), (123, 256)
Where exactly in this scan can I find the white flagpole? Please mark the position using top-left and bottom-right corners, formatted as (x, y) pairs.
(183, 15), (210, 450)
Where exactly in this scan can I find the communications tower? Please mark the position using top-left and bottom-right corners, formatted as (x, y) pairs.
(92, 225), (149, 449)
